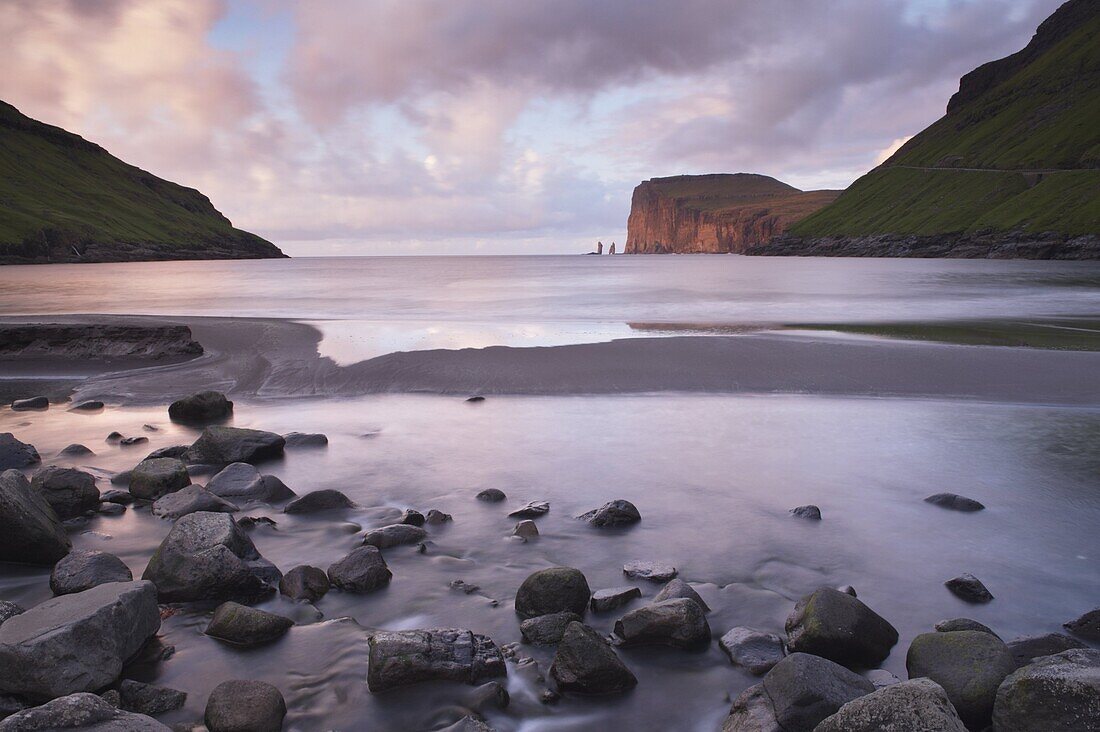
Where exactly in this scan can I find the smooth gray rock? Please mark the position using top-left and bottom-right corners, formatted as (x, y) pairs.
(515, 567), (590, 619)
(815, 677), (967, 732)
(520, 611), (582, 645)
(327, 546), (391, 593)
(549, 622), (636, 695)
(992, 648), (1100, 732)
(117, 680), (186, 717)
(764, 653), (874, 731)
(49, 550), (132, 595)
(934, 618), (999, 638)
(653, 578), (711, 612)
(141, 512), (278, 602)
(204, 680), (285, 732)
(906, 630), (1014, 729)
(944, 573), (993, 603)
(167, 391), (233, 423)
(31, 467), (100, 519)
(507, 501), (549, 518)
(283, 432), (328, 448)
(590, 586), (641, 613)
(128, 459), (189, 501)
(1007, 632), (1086, 668)
(1065, 607), (1100, 643)
(0, 602), (23, 626)
(398, 509), (425, 526)
(284, 489), (354, 514)
(924, 493), (985, 512)
(10, 397), (48, 411)
(204, 601), (293, 646)
(577, 499), (641, 527)
(184, 426), (284, 466)
(98, 502), (125, 516)
(0, 693), (170, 731)
(790, 504), (822, 520)
(362, 523), (425, 548)
(366, 628), (506, 692)
(0, 581), (160, 699)
(0, 434), (40, 471)
(512, 520), (538, 539)
(613, 598), (711, 649)
(0, 469), (71, 565)
(722, 683), (781, 732)
(622, 560), (677, 582)
(57, 444), (94, 458)
(205, 463), (264, 500)
(151, 484), (238, 520)
(145, 445), (188, 460)
(279, 565), (330, 602)
(476, 489), (506, 502)
(785, 587), (898, 668)
(258, 475), (296, 502)
(720, 627), (786, 675)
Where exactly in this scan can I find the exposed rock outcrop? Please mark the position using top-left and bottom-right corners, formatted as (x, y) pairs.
(0, 324), (202, 361)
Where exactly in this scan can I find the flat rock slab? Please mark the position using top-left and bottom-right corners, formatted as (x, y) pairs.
(924, 493), (985, 512)
(185, 426), (285, 466)
(205, 601), (293, 646)
(0, 434), (40, 471)
(283, 432), (328, 448)
(720, 627), (786, 675)
(49, 550), (133, 595)
(11, 397), (49, 411)
(279, 565), (330, 602)
(0, 692), (170, 731)
(1007, 632), (1086, 668)
(0, 469), (71, 565)
(367, 628), (506, 692)
(362, 523), (426, 547)
(590, 586), (641, 613)
(622, 560), (678, 583)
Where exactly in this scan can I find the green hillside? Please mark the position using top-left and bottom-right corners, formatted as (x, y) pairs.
(790, 0), (1100, 242)
(0, 100), (284, 264)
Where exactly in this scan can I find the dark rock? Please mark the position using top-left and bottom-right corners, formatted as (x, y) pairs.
(70, 400), (105, 411)
(151, 484), (238, 520)
(141, 511), (279, 602)
(944, 573), (993, 603)
(283, 432), (328, 448)
(508, 501), (549, 518)
(0, 602), (23, 626)
(0, 581), (160, 699)
(623, 562), (677, 585)
(142, 425), (158, 432)
(98, 502), (125, 515)
(785, 587), (898, 668)
(106, 432), (123, 442)
(101, 489), (133, 505)
(120, 436), (148, 446)
(590, 587), (641, 613)
(30, 466), (100, 520)
(815, 677), (967, 732)
(790, 504), (822, 520)
(449, 579), (480, 594)
(476, 489), (506, 502)
(905, 629), (1014, 729)
(426, 509), (452, 524)
(764, 653), (875, 731)
(168, 391), (233, 423)
(577, 499), (641, 527)
(362, 524), (426, 548)
(1064, 607), (1100, 642)
(549, 622), (636, 695)
(204, 680), (285, 732)
(721, 683), (780, 732)
(838, 584), (857, 597)
(398, 509), (425, 526)
(613, 598), (711, 649)
(865, 669), (902, 689)
(515, 567), (591, 619)
(145, 445), (188, 460)
(520, 611), (582, 645)
(924, 493), (985, 512)
(184, 426), (284, 466)
(110, 470), (131, 486)
(118, 680), (186, 717)
(50, 550), (132, 595)
(0, 694), (30, 723)
(0, 469), (71, 565)
(279, 565), (330, 602)
(57, 444), (93, 458)
(1007, 632), (1086, 668)
(205, 462), (263, 499)
(511, 520), (539, 540)
(934, 617), (999, 637)
(327, 546), (392, 593)
(128, 458), (189, 501)
(0, 434), (40, 471)
(992, 648), (1100, 731)
(10, 397), (48, 411)
(437, 717), (491, 732)
(204, 601), (293, 646)
(237, 515), (278, 530)
(366, 628), (506, 692)
(0, 692), (170, 731)
(284, 489), (354, 514)
(719, 627), (786, 675)
(653, 578), (710, 612)
(466, 396), (486, 402)
(258, 475), (296, 502)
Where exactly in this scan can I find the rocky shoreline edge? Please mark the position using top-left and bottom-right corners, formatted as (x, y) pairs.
(745, 231), (1100, 259)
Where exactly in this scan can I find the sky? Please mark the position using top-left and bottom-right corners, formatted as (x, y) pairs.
(0, 0), (1065, 255)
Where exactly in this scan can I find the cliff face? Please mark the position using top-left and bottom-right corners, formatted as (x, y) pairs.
(625, 174), (839, 254)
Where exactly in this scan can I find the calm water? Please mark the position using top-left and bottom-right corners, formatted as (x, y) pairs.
(2, 256), (1100, 731)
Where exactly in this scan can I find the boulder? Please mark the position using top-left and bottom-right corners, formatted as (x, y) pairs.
(764, 653), (874, 731)
(398, 509), (425, 526)
(151, 484), (238, 520)
(520, 611), (582, 645)
(613, 598), (711, 649)
(167, 391), (233, 423)
(258, 475), (296, 502)
(0, 602), (23, 626)
(100, 489), (133, 505)
(128, 459), (189, 501)
(327, 546), (392, 592)
(1007, 632), (1086, 668)
(934, 618), (999, 637)
(515, 567), (591, 619)
(906, 629), (1014, 729)
(279, 565), (330, 602)
(924, 493), (985, 512)
(719, 627), (786, 675)
(785, 587), (898, 668)
(476, 489), (506, 502)
(204, 602), (293, 646)
(106, 432), (123, 442)
(992, 648), (1100, 731)
(49, 550), (132, 595)
(141, 512), (279, 602)
(117, 680), (186, 717)
(366, 628), (506, 692)
(549, 622), (636, 695)
(507, 501), (549, 518)
(577, 499), (641, 527)
(815, 677), (967, 731)
(30, 467), (100, 520)
(653, 578), (711, 612)
(145, 445), (188, 460)
(283, 432), (328, 448)
(185, 426), (284, 466)
(1064, 607), (1100, 643)
(0, 469), (71, 565)
(284, 489), (354, 514)
(790, 504), (822, 520)
(944, 573), (993, 603)
(590, 587), (641, 613)
(512, 520), (538, 539)
(362, 523), (426, 548)
(56, 444), (93, 458)
(622, 560), (678, 582)
(205, 463), (264, 500)
(204, 680), (285, 732)
(0, 581), (160, 699)
(10, 397), (48, 411)
(0, 434), (40, 471)
(0, 693), (170, 731)
(721, 684), (780, 732)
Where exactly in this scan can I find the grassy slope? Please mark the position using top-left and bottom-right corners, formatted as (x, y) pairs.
(791, 1), (1100, 238)
(643, 173), (838, 215)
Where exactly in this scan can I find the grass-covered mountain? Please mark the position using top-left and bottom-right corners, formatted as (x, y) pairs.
(757, 0), (1099, 258)
(0, 100), (284, 264)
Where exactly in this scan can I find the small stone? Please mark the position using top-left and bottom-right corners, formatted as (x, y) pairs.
(204, 601), (293, 646)
(106, 432), (123, 442)
(204, 680), (285, 732)
(450, 579), (480, 594)
(279, 565), (330, 602)
(362, 523), (427, 548)
(466, 396), (486, 402)
(944, 573), (994, 603)
(101, 489), (133, 505)
(238, 515), (278, 530)
(398, 509), (425, 526)
(720, 627), (786, 675)
(283, 489), (354, 514)
(590, 587), (641, 613)
(327, 546), (392, 593)
(520, 611), (582, 645)
(98, 502), (126, 515)
(515, 567), (591, 619)
(924, 493), (985, 512)
(120, 436), (149, 446)
(934, 617), (999, 637)
(577, 499), (641, 527)
(50, 549), (133, 595)
(282, 432), (328, 448)
(426, 509), (452, 524)
(622, 560), (677, 582)
(11, 396), (48, 411)
(57, 444), (94, 457)
(508, 501), (549, 518)
(790, 504), (822, 520)
(512, 520), (539, 539)
(476, 488), (506, 502)
(143, 424), (159, 432)
(653, 578), (710, 612)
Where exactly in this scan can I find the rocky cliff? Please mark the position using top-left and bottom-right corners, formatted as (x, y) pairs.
(625, 174), (839, 254)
